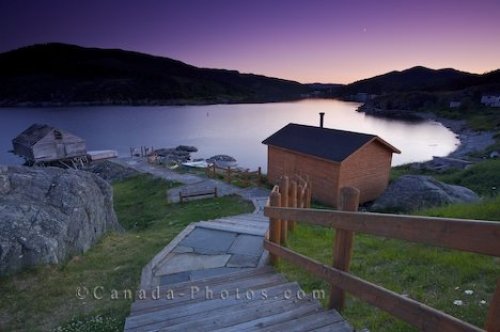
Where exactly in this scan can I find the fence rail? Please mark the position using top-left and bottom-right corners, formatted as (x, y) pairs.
(206, 164), (262, 186)
(264, 180), (500, 332)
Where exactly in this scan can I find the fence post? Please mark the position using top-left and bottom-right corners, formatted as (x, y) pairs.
(269, 191), (282, 265)
(258, 167), (262, 184)
(226, 166), (232, 183)
(328, 186), (360, 312)
(298, 183), (304, 208)
(305, 175), (312, 208)
(279, 176), (289, 243)
(289, 180), (297, 231)
(486, 279), (500, 331)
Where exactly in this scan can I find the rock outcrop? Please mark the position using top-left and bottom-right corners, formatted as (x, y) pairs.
(0, 165), (121, 275)
(370, 175), (479, 213)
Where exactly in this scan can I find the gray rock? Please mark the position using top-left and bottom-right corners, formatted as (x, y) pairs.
(84, 160), (139, 183)
(370, 175), (479, 213)
(176, 145), (198, 153)
(0, 165), (121, 276)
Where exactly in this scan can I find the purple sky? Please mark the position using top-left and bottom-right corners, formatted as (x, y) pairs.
(1, 0), (499, 83)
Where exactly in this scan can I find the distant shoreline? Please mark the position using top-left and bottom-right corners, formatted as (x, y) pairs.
(358, 105), (495, 158)
(0, 96), (308, 108)
(416, 112), (495, 158)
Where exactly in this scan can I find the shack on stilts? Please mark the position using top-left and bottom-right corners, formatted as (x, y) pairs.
(12, 123), (88, 169)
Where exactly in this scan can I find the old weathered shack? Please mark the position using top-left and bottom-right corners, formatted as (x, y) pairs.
(12, 124), (87, 164)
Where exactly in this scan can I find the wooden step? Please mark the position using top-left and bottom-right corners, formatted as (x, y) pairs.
(125, 247), (353, 331)
(133, 267), (274, 307)
(125, 282), (300, 331)
(210, 300), (323, 332)
(257, 309), (348, 332)
(130, 272), (287, 316)
(161, 294), (319, 331)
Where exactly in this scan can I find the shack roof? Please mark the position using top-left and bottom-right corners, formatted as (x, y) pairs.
(262, 123), (400, 163)
(13, 123), (83, 146)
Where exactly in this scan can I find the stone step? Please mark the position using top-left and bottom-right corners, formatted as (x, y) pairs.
(196, 221), (267, 236)
(208, 218), (269, 230)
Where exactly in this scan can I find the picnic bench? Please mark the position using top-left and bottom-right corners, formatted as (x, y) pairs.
(178, 187), (218, 203)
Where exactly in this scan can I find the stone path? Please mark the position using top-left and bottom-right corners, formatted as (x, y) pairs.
(111, 157), (266, 203)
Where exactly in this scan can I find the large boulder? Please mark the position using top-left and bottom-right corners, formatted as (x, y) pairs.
(370, 175), (479, 213)
(0, 165), (122, 276)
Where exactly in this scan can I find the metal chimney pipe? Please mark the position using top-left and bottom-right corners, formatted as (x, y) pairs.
(319, 112), (325, 128)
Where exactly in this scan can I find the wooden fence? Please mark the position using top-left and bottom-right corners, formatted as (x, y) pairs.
(264, 181), (500, 332)
(206, 164), (263, 186)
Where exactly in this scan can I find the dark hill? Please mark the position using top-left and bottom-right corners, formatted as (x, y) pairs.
(342, 66), (480, 95)
(0, 43), (309, 106)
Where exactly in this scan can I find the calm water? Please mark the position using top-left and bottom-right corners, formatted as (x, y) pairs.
(0, 99), (459, 170)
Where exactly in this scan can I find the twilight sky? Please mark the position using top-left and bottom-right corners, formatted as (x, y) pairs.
(1, 0), (499, 84)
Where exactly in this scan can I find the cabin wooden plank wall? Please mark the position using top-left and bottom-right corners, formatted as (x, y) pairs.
(267, 146), (341, 206)
(339, 140), (393, 203)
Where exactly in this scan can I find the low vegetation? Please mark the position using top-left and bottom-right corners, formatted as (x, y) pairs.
(0, 174), (254, 331)
(278, 157), (500, 331)
(277, 196), (500, 331)
(391, 159), (500, 197)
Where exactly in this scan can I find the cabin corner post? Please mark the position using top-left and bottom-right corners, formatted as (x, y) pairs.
(329, 186), (360, 312)
(486, 278), (500, 331)
(279, 176), (289, 243)
(269, 191), (282, 266)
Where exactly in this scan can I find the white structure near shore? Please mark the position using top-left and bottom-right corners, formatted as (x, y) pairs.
(481, 95), (500, 107)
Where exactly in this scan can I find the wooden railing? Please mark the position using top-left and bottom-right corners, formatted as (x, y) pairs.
(206, 164), (262, 186)
(264, 183), (500, 332)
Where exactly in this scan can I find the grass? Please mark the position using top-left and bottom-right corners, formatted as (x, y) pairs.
(437, 159), (500, 197)
(390, 159), (500, 197)
(0, 174), (254, 331)
(277, 196), (500, 331)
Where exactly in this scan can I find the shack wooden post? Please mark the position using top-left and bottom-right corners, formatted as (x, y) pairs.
(486, 279), (500, 331)
(269, 191), (282, 265)
(288, 180), (298, 231)
(226, 166), (232, 183)
(329, 186), (360, 312)
(279, 176), (289, 243)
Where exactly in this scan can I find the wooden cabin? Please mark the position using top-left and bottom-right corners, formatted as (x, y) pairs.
(262, 123), (400, 207)
(12, 124), (87, 163)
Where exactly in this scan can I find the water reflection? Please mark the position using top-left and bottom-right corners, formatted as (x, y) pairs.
(0, 99), (459, 170)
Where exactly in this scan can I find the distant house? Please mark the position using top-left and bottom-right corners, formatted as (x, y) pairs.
(12, 124), (87, 164)
(262, 123), (400, 206)
(449, 101), (461, 108)
(481, 95), (500, 107)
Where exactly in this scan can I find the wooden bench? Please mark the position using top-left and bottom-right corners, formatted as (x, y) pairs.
(179, 187), (218, 203)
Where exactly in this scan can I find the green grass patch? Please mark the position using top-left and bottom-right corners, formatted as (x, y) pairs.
(390, 159), (500, 197)
(277, 204), (500, 331)
(0, 174), (254, 331)
(418, 195), (500, 220)
(437, 159), (500, 197)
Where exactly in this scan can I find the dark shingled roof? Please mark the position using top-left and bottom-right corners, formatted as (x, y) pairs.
(262, 123), (400, 162)
(13, 124), (56, 146)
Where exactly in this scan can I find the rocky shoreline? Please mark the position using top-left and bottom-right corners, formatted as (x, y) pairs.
(415, 112), (495, 158)
(358, 106), (496, 159)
